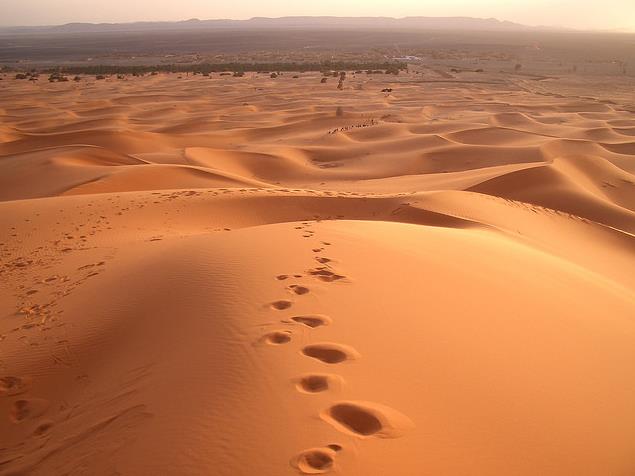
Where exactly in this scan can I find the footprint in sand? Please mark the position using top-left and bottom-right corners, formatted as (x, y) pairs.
(288, 284), (310, 295)
(263, 330), (292, 345)
(271, 300), (293, 310)
(0, 376), (31, 396)
(292, 447), (338, 474)
(308, 268), (345, 282)
(295, 374), (342, 394)
(321, 401), (414, 439)
(32, 419), (54, 437)
(288, 315), (332, 328)
(302, 343), (359, 364)
(276, 274), (290, 281)
(10, 398), (50, 423)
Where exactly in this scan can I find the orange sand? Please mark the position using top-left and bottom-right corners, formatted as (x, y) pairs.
(0, 72), (634, 475)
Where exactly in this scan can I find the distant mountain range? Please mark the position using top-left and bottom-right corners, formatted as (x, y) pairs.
(0, 16), (556, 35)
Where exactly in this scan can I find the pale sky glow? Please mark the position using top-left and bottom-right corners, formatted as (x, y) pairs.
(1, 0), (634, 31)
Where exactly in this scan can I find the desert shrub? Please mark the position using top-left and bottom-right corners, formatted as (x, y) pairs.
(233, 71), (245, 77)
(48, 72), (66, 82)
(40, 61), (406, 77)
(270, 73), (278, 78)
(96, 75), (106, 80)
(15, 73), (27, 79)
(320, 77), (327, 83)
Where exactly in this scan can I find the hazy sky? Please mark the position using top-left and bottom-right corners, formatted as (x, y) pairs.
(2, 0), (635, 30)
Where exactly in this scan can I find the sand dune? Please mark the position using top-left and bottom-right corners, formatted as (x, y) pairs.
(0, 72), (634, 476)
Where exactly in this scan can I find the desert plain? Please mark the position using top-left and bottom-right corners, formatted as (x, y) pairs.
(0, 69), (634, 475)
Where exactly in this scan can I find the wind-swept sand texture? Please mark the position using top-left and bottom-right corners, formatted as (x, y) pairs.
(0, 72), (634, 475)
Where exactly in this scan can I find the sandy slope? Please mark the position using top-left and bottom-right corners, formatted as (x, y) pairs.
(0, 72), (634, 476)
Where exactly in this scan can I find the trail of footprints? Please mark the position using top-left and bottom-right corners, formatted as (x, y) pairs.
(0, 375), (54, 443)
(261, 221), (412, 474)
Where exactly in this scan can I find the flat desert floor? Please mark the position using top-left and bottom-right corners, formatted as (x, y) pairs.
(0, 72), (634, 475)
